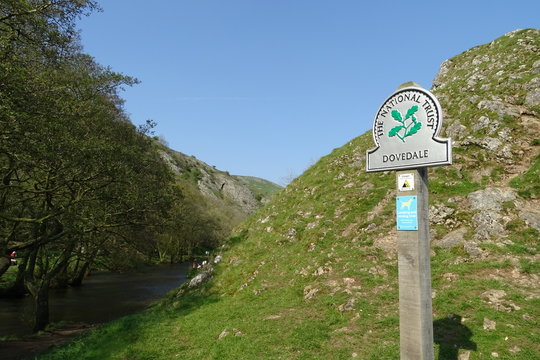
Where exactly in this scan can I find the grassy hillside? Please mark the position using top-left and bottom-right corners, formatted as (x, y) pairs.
(39, 30), (539, 359)
(160, 146), (281, 214)
(234, 175), (282, 203)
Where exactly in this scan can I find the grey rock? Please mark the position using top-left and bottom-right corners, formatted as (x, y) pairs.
(519, 211), (540, 231)
(445, 121), (467, 140)
(472, 211), (505, 240)
(481, 289), (507, 303)
(468, 188), (517, 211)
(472, 54), (490, 66)
(312, 266), (331, 276)
(532, 59), (540, 73)
(364, 223), (377, 232)
(469, 95), (480, 104)
(434, 227), (467, 249)
(443, 273), (459, 282)
(188, 267), (213, 288)
(498, 144), (513, 159)
(496, 127), (512, 140)
(467, 73), (485, 88)
(159, 151), (182, 174)
(199, 172), (259, 213)
(303, 286), (319, 300)
(218, 329), (229, 339)
(481, 289), (521, 312)
(527, 77), (540, 91)
(477, 99), (520, 119)
(286, 228), (297, 240)
(460, 136), (508, 155)
(430, 203), (456, 224)
(482, 137), (502, 152)
(483, 317), (496, 330)
(432, 59), (453, 89)
(503, 29), (522, 38)
(525, 88), (540, 107)
(338, 298), (356, 312)
(472, 116), (499, 133)
(464, 242), (483, 256)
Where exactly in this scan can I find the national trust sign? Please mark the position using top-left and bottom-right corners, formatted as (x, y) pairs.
(366, 86), (452, 172)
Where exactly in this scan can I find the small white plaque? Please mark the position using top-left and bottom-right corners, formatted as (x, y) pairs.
(398, 173), (415, 191)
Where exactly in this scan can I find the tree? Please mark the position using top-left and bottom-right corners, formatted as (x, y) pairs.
(1, 0), (99, 278)
(0, 1), (179, 331)
(155, 182), (229, 263)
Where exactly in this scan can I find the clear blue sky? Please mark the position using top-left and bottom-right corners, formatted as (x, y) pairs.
(78, 1), (539, 185)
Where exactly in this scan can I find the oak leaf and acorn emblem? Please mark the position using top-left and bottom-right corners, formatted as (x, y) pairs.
(388, 105), (422, 142)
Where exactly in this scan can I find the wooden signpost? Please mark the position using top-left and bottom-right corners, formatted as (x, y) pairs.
(366, 83), (452, 360)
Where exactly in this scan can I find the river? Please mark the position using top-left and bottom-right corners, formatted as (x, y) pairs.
(0, 263), (190, 337)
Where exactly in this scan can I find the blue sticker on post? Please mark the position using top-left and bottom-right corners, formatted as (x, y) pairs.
(396, 196), (418, 231)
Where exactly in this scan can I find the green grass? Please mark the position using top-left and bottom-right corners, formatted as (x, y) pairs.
(520, 258), (540, 275)
(235, 176), (282, 202)
(510, 154), (540, 199)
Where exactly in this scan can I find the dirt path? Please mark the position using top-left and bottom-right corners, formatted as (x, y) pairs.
(0, 323), (94, 360)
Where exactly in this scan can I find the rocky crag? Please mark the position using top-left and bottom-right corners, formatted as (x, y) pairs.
(160, 146), (281, 216)
(430, 29), (540, 250)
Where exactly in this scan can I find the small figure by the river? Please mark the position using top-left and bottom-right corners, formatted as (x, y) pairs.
(9, 251), (17, 266)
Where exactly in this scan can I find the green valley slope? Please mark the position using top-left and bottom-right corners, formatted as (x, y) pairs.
(157, 145), (282, 254)
(40, 29), (539, 360)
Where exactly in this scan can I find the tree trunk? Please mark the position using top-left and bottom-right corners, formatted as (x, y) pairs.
(32, 280), (50, 332)
(25, 242), (74, 333)
(54, 265), (70, 288)
(0, 256), (10, 277)
(8, 262), (28, 297)
(70, 260), (91, 287)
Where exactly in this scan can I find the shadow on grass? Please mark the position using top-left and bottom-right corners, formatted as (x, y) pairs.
(224, 230), (249, 249)
(434, 314), (476, 360)
(167, 291), (221, 316)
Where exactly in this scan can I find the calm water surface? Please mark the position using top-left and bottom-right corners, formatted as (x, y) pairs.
(0, 263), (190, 337)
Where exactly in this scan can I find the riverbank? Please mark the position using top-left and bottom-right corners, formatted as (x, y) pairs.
(0, 263), (190, 338)
(0, 263), (190, 359)
(1, 323), (94, 360)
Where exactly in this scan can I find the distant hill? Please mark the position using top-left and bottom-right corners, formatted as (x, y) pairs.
(234, 176), (283, 204)
(41, 29), (539, 359)
(159, 145), (282, 230)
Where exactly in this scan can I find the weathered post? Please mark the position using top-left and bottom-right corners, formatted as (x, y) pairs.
(366, 83), (452, 360)
(396, 167), (433, 359)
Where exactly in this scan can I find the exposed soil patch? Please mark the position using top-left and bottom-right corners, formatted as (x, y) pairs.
(0, 323), (93, 360)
